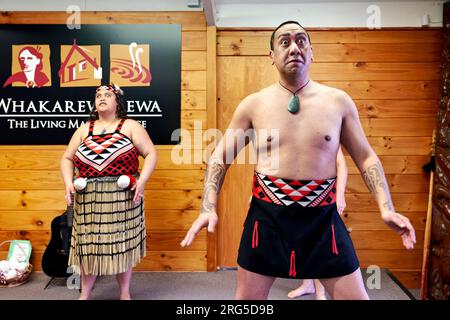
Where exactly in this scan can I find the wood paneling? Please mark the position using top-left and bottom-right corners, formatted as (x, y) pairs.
(342, 211), (426, 231)
(0, 12), (206, 31)
(218, 41), (440, 62)
(346, 155), (431, 174)
(0, 250), (207, 272)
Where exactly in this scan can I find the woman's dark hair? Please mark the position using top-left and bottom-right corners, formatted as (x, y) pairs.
(89, 84), (127, 120)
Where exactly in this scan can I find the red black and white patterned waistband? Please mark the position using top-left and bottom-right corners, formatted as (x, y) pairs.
(252, 172), (336, 207)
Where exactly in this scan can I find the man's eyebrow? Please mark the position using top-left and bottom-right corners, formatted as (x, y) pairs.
(278, 32), (307, 39)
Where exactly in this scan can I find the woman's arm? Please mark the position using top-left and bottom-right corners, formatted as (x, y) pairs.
(129, 120), (158, 204)
(60, 123), (87, 205)
(335, 146), (348, 215)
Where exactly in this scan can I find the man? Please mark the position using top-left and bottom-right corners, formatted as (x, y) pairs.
(3, 46), (50, 88)
(181, 21), (416, 300)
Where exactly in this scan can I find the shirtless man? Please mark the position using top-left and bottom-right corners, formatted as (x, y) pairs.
(181, 20), (416, 300)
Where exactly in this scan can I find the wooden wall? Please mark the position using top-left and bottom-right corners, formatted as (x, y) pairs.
(0, 12), (209, 272)
(216, 28), (441, 288)
(0, 11), (442, 289)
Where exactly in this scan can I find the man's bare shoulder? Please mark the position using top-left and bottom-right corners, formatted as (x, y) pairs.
(313, 82), (355, 109)
(235, 85), (276, 113)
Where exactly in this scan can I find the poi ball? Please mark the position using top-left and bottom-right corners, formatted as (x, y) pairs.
(0, 260), (9, 273)
(117, 175), (136, 189)
(5, 269), (18, 280)
(74, 177), (87, 191)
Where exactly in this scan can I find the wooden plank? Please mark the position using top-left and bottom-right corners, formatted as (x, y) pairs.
(342, 211), (426, 231)
(0, 11), (207, 31)
(182, 51), (207, 71)
(181, 110), (207, 130)
(361, 118), (436, 137)
(0, 250), (207, 272)
(134, 251), (207, 271)
(0, 169), (204, 190)
(217, 56), (440, 84)
(0, 230), (50, 251)
(346, 193), (428, 212)
(346, 174), (430, 193)
(0, 209), (200, 231)
(390, 269), (421, 289)
(0, 211), (58, 231)
(0, 189), (203, 210)
(182, 31), (207, 50)
(181, 71), (206, 90)
(207, 26), (218, 272)
(147, 230), (206, 251)
(0, 146), (207, 170)
(182, 90), (207, 110)
(0, 230), (206, 252)
(153, 150), (206, 170)
(357, 249), (423, 269)
(350, 230), (424, 250)
(217, 30), (441, 45)
(345, 155), (431, 174)
(355, 100), (439, 118)
(218, 40), (440, 62)
(322, 81), (440, 100)
(310, 62), (440, 81)
(147, 209), (199, 231)
(367, 137), (431, 155)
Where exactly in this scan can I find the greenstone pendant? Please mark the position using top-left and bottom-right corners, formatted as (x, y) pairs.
(288, 95), (300, 113)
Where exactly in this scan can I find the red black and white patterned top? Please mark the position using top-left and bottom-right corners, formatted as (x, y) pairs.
(73, 119), (140, 178)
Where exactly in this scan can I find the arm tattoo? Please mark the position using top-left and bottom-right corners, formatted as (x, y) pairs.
(362, 162), (394, 211)
(201, 160), (226, 214)
(362, 163), (386, 194)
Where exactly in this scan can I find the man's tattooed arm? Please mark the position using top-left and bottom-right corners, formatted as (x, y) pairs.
(201, 158), (227, 214)
(362, 162), (395, 212)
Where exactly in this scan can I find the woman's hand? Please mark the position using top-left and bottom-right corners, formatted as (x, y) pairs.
(65, 183), (75, 206)
(336, 192), (346, 215)
(131, 179), (145, 204)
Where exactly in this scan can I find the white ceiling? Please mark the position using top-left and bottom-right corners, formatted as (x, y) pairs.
(217, 0), (438, 3)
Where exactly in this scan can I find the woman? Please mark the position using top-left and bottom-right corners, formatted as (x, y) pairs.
(60, 84), (157, 300)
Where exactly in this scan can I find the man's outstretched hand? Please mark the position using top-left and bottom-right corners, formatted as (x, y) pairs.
(180, 212), (218, 247)
(381, 212), (416, 250)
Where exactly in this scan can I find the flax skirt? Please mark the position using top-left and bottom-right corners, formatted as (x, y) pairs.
(68, 176), (146, 276)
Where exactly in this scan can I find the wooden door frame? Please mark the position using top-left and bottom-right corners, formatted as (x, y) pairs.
(206, 26), (217, 271)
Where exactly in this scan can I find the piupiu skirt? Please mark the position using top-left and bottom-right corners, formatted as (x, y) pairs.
(68, 176), (146, 276)
(237, 172), (359, 279)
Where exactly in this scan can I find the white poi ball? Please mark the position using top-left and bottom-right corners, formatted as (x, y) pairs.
(0, 260), (9, 273)
(8, 260), (20, 270)
(74, 177), (87, 191)
(117, 175), (136, 189)
(5, 269), (18, 280)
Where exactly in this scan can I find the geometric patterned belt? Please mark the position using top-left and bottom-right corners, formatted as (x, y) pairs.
(252, 171), (336, 207)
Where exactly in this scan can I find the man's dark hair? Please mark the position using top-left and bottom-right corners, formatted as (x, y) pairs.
(270, 20), (311, 50)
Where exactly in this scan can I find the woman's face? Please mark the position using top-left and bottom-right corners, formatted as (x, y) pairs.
(95, 89), (117, 114)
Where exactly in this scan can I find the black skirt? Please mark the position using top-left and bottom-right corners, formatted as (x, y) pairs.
(237, 172), (359, 279)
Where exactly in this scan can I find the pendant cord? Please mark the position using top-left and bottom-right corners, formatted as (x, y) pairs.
(279, 79), (310, 96)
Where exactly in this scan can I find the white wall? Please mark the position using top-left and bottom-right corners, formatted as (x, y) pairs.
(214, 1), (444, 27)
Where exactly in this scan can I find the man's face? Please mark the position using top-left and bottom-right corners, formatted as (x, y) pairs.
(270, 24), (313, 76)
(19, 50), (40, 72)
